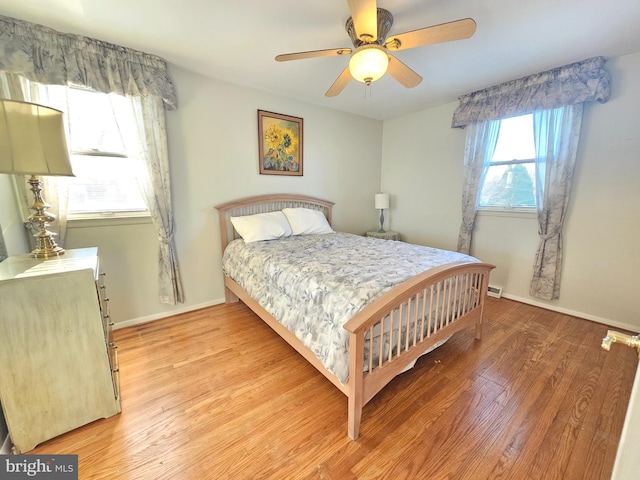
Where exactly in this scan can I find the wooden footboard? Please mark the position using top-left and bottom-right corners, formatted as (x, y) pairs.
(215, 194), (495, 440)
(344, 260), (494, 439)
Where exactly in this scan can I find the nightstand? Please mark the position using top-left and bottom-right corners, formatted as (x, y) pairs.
(365, 230), (401, 241)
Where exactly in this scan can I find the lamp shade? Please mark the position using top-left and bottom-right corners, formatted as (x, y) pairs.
(349, 44), (389, 85)
(375, 193), (390, 209)
(0, 99), (72, 176)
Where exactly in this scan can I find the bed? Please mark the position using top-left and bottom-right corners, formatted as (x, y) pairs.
(215, 194), (494, 440)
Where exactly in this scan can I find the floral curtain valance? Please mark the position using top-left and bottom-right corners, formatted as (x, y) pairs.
(451, 56), (610, 128)
(0, 15), (177, 110)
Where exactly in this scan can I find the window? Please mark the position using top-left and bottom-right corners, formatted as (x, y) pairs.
(38, 86), (148, 218)
(478, 114), (537, 210)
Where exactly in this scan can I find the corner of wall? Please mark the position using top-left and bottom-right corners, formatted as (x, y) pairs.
(0, 434), (10, 454)
(0, 407), (9, 454)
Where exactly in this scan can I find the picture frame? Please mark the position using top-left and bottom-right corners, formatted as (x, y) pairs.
(258, 110), (303, 176)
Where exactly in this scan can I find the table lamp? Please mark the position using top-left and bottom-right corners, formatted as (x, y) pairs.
(375, 193), (390, 233)
(0, 99), (74, 257)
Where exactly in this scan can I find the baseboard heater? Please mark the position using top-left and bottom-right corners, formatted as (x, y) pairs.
(487, 285), (503, 298)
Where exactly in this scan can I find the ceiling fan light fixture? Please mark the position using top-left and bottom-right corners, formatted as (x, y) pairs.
(349, 44), (389, 85)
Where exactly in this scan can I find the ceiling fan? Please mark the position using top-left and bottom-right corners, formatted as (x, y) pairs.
(275, 0), (476, 97)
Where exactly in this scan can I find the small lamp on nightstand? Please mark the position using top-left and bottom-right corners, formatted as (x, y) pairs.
(375, 193), (390, 233)
(0, 99), (74, 257)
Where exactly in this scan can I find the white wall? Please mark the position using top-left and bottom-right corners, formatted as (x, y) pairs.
(381, 52), (640, 331)
(58, 65), (383, 325)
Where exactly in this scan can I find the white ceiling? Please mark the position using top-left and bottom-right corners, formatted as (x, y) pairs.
(0, 0), (639, 120)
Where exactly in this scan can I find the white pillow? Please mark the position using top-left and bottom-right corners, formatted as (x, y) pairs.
(282, 208), (333, 235)
(230, 211), (292, 243)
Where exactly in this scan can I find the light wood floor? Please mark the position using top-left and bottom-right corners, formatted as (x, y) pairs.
(30, 298), (637, 479)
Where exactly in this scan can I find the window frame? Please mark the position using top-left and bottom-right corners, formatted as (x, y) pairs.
(477, 114), (539, 213)
(39, 84), (150, 221)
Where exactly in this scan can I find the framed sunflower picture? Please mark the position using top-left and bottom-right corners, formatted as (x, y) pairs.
(258, 110), (303, 176)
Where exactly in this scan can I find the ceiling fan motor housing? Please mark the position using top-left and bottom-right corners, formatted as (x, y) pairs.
(346, 8), (394, 47)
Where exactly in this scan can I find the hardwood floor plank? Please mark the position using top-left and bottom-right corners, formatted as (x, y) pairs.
(26, 299), (636, 480)
(487, 314), (595, 479)
(450, 314), (586, 478)
(563, 336), (638, 479)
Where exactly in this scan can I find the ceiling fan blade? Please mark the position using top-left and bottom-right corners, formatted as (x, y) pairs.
(276, 48), (351, 62)
(325, 67), (352, 97)
(385, 18), (476, 51)
(347, 0), (378, 42)
(386, 55), (422, 88)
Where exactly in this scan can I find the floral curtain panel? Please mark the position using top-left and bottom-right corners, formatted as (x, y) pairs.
(131, 95), (184, 305)
(530, 104), (583, 300)
(451, 56), (610, 128)
(456, 119), (500, 254)
(0, 15), (177, 110)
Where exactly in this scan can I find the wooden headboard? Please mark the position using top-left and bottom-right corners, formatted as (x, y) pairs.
(214, 194), (335, 252)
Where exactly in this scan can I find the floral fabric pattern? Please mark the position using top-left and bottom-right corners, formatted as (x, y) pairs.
(0, 15), (177, 109)
(530, 104), (583, 300)
(451, 57), (610, 128)
(132, 95), (184, 304)
(222, 232), (477, 383)
(456, 120), (501, 254)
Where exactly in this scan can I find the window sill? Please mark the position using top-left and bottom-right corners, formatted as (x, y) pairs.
(477, 208), (537, 219)
(67, 212), (152, 228)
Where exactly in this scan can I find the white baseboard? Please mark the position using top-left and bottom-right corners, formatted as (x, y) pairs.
(111, 293), (636, 337)
(501, 292), (638, 332)
(112, 298), (226, 330)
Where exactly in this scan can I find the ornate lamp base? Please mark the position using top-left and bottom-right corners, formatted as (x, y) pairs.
(27, 175), (65, 258)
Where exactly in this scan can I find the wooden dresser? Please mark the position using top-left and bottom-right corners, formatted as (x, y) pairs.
(0, 248), (120, 453)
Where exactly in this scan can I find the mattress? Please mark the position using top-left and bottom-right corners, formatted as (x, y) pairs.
(222, 232), (478, 384)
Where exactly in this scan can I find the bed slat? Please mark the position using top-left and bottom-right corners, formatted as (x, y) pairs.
(352, 265), (492, 380)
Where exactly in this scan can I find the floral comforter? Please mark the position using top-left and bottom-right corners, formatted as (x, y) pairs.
(222, 232), (478, 384)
